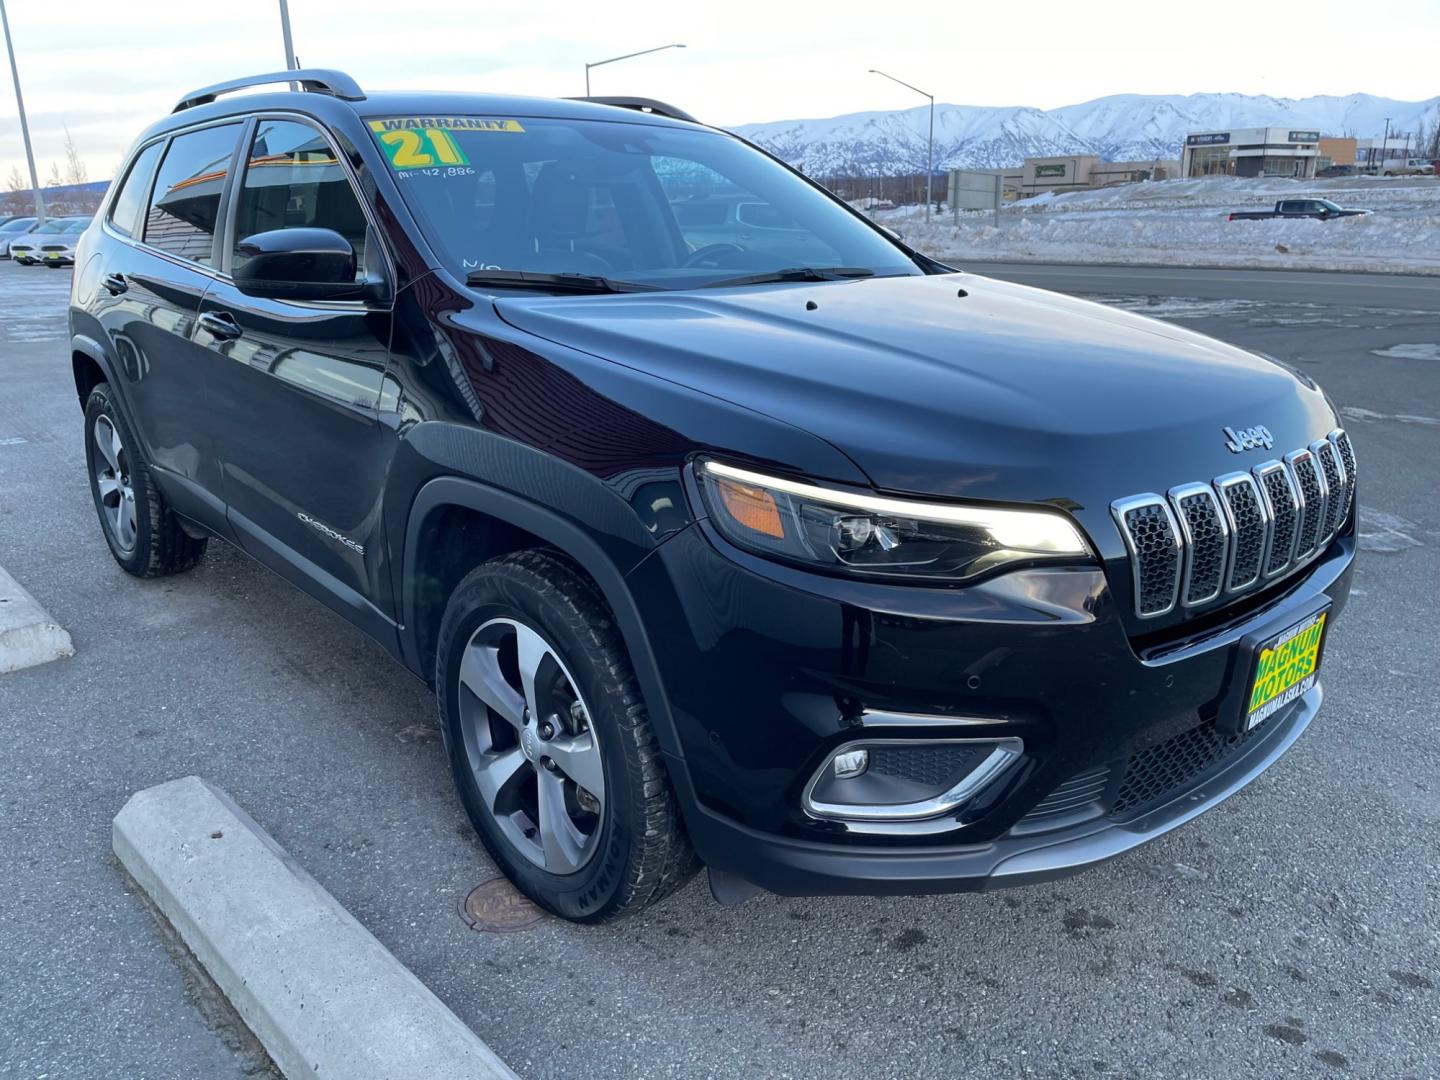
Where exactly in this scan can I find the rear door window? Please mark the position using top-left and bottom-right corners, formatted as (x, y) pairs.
(144, 123), (242, 266)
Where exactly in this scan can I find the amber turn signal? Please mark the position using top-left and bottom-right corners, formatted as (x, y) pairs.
(714, 477), (785, 539)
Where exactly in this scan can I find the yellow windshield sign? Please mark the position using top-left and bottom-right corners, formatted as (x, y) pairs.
(368, 118), (524, 171)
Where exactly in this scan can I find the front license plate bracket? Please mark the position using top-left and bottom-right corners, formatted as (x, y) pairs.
(1218, 596), (1331, 736)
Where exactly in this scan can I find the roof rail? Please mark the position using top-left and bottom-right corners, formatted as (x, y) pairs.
(174, 69), (365, 113)
(567, 96), (699, 125)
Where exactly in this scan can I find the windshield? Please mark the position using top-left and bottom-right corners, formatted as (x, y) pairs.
(368, 115), (922, 289)
(0, 218), (36, 233)
(1316, 200), (1342, 212)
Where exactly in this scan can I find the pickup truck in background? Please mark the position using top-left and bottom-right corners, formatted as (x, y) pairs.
(1227, 198), (1370, 221)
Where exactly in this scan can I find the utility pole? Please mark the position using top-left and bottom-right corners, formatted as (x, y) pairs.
(584, 44), (686, 97)
(0, 0), (44, 224)
(278, 0), (298, 69)
(1379, 117), (1391, 174)
(869, 69), (935, 221)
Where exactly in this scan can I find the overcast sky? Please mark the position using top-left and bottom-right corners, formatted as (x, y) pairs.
(3, 0), (1438, 184)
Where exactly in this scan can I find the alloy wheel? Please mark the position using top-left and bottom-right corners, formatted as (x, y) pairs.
(93, 415), (137, 553)
(456, 617), (606, 874)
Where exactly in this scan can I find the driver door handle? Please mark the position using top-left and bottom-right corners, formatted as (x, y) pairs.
(102, 273), (128, 296)
(197, 311), (243, 342)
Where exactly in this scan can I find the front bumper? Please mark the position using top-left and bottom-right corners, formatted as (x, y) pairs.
(683, 686), (1319, 895)
(629, 515), (1354, 897)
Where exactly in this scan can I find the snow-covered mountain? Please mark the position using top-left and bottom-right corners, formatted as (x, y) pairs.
(732, 92), (1440, 175)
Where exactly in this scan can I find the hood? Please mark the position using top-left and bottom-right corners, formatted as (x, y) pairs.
(494, 273), (1335, 526)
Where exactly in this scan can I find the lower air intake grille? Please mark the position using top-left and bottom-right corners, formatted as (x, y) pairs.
(1109, 716), (1266, 819)
(865, 745), (984, 788)
(1023, 765), (1112, 823)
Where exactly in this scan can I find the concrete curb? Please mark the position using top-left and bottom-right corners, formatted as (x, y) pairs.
(113, 776), (519, 1080)
(0, 565), (74, 675)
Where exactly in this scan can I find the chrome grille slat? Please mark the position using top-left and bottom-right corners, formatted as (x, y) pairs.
(1328, 429), (1357, 523)
(1111, 494), (1181, 618)
(1112, 429), (1352, 619)
(1215, 471), (1269, 592)
(1312, 439), (1345, 544)
(1169, 482), (1229, 606)
(1255, 460), (1299, 578)
(1284, 448), (1325, 562)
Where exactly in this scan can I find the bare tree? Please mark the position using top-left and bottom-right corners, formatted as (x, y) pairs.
(1426, 106), (1440, 159)
(63, 127), (88, 185)
(1, 166), (28, 214)
(46, 162), (64, 187)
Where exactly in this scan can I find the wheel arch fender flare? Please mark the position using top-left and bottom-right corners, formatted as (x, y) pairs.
(400, 475), (686, 762)
(70, 331), (148, 434)
(71, 332), (117, 396)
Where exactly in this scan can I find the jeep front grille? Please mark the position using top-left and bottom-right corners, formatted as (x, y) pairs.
(1111, 429), (1355, 619)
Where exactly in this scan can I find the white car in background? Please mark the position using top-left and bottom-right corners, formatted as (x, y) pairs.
(10, 217), (90, 267)
(0, 216), (40, 258)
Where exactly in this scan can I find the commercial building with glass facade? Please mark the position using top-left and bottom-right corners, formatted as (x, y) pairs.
(1180, 128), (1320, 179)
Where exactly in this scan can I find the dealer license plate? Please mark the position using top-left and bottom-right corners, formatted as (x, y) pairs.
(1243, 610), (1327, 731)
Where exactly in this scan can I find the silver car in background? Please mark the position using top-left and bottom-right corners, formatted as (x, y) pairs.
(0, 216), (40, 258)
(10, 217), (90, 267)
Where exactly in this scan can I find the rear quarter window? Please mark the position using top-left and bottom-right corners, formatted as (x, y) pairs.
(108, 141), (164, 239)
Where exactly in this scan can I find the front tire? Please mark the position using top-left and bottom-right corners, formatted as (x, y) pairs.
(84, 384), (207, 577)
(436, 550), (697, 922)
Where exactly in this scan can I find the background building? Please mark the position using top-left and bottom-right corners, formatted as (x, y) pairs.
(1317, 137), (1357, 171)
(1181, 128), (1321, 178)
(1356, 135), (1419, 171)
(1015, 155), (1178, 197)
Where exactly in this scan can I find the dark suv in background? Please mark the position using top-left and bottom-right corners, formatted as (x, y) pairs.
(68, 70), (1356, 921)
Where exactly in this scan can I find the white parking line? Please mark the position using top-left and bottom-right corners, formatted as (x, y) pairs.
(113, 776), (519, 1080)
(0, 565), (74, 674)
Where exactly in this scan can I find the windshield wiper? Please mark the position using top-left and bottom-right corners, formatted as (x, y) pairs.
(696, 266), (876, 290)
(464, 269), (661, 293)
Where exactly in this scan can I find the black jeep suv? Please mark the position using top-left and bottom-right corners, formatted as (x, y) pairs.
(69, 70), (1356, 921)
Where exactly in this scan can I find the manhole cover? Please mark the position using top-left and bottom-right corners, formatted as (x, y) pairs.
(459, 877), (549, 933)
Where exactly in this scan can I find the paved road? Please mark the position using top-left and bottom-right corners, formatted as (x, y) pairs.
(963, 261), (1440, 312)
(1, 260), (1437, 1080)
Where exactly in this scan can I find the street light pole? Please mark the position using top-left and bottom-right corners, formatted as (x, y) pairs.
(277, 0), (298, 68)
(869, 68), (934, 221)
(585, 43), (686, 97)
(1379, 117), (1391, 174)
(0, 0), (44, 224)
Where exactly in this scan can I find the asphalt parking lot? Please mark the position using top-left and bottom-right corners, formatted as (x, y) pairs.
(1, 257), (1437, 1080)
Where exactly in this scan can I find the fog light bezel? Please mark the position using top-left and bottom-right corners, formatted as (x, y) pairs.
(802, 737), (1024, 824)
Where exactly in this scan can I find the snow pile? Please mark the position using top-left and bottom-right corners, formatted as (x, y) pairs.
(882, 176), (1440, 274)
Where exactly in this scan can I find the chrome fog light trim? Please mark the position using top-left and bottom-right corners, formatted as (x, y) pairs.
(802, 738), (1023, 822)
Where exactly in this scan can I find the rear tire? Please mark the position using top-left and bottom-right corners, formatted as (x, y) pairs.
(436, 549), (698, 922)
(84, 384), (207, 577)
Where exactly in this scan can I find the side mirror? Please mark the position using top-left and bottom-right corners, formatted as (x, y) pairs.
(233, 228), (365, 301)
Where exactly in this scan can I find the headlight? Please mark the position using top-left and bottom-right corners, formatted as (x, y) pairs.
(696, 460), (1091, 582)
